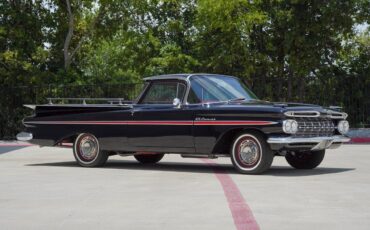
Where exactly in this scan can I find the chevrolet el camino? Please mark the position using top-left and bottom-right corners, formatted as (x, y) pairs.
(17, 74), (350, 174)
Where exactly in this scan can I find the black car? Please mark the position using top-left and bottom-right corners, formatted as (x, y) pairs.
(17, 74), (350, 174)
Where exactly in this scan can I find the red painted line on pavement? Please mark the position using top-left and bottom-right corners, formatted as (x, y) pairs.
(0, 143), (34, 147)
(350, 137), (370, 143)
(202, 159), (260, 230)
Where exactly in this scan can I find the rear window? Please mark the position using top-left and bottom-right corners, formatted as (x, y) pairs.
(141, 81), (186, 104)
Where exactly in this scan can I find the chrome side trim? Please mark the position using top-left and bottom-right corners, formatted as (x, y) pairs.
(181, 154), (217, 159)
(16, 132), (33, 141)
(24, 104), (36, 110)
(327, 111), (348, 119)
(284, 111), (320, 117)
(284, 110), (348, 119)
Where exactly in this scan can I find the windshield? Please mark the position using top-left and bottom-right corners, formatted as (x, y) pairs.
(187, 75), (258, 103)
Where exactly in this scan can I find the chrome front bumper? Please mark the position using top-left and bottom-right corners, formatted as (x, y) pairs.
(267, 135), (351, 151)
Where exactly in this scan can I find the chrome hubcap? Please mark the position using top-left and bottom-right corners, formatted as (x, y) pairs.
(79, 136), (98, 161)
(239, 139), (259, 166)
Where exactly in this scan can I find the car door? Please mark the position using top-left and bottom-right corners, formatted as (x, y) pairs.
(128, 80), (195, 153)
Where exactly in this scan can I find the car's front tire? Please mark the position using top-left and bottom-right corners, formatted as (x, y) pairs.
(134, 153), (164, 164)
(285, 150), (325, 169)
(230, 131), (273, 174)
(73, 133), (108, 167)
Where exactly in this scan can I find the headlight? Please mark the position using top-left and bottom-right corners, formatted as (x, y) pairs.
(283, 119), (298, 134)
(337, 120), (349, 134)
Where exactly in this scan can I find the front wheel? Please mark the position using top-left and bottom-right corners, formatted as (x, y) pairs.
(285, 150), (325, 169)
(134, 153), (164, 164)
(73, 133), (108, 167)
(230, 131), (273, 174)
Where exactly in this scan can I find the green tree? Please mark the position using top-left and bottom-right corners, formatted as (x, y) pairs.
(0, 1), (53, 85)
(0, 0), (369, 130)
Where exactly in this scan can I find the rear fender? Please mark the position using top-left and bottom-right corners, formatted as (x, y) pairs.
(55, 133), (79, 146)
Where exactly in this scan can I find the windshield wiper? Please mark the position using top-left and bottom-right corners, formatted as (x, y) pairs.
(227, 98), (269, 104)
(227, 97), (246, 103)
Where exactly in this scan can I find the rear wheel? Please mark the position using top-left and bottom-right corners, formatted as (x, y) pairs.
(285, 150), (325, 169)
(134, 153), (164, 164)
(73, 133), (108, 167)
(230, 131), (273, 174)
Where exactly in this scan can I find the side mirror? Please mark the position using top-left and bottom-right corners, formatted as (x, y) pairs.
(173, 98), (182, 108)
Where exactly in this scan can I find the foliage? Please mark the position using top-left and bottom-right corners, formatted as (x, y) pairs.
(0, 0), (369, 128)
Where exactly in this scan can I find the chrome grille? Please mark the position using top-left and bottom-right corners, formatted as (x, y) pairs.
(294, 117), (335, 137)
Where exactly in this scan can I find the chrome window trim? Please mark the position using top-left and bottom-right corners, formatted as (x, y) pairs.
(184, 74), (197, 105)
(134, 82), (151, 104)
(142, 74), (193, 105)
(138, 80), (187, 105)
(143, 74), (250, 106)
(184, 74), (248, 105)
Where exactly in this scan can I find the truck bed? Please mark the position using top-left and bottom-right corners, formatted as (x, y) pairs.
(29, 103), (133, 117)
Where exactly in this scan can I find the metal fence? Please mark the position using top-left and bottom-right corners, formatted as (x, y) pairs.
(252, 76), (369, 128)
(0, 82), (368, 139)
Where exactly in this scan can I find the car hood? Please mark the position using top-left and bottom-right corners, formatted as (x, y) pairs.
(232, 99), (321, 108)
(212, 100), (343, 115)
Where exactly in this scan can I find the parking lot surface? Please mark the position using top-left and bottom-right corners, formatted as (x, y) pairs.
(0, 144), (369, 230)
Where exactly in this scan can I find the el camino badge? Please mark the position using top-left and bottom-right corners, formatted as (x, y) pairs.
(195, 117), (216, 121)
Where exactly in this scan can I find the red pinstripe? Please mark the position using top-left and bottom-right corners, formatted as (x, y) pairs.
(25, 120), (276, 126)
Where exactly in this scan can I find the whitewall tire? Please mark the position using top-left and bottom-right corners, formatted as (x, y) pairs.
(230, 131), (273, 174)
(73, 133), (108, 167)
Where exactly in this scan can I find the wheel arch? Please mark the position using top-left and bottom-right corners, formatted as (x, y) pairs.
(211, 128), (268, 155)
(54, 133), (80, 146)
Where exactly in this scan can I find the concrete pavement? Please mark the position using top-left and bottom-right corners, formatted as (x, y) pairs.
(0, 145), (369, 229)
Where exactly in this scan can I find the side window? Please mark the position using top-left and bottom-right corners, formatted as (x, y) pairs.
(141, 81), (186, 104)
(187, 89), (201, 104)
(187, 80), (219, 103)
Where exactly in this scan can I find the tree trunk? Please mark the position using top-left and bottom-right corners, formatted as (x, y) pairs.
(277, 52), (284, 101)
(62, 1), (105, 71)
(63, 0), (73, 71)
(287, 70), (292, 100)
(298, 76), (305, 101)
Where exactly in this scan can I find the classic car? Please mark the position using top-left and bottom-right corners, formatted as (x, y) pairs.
(17, 74), (350, 174)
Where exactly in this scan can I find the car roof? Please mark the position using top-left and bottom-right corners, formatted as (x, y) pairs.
(143, 73), (238, 81)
